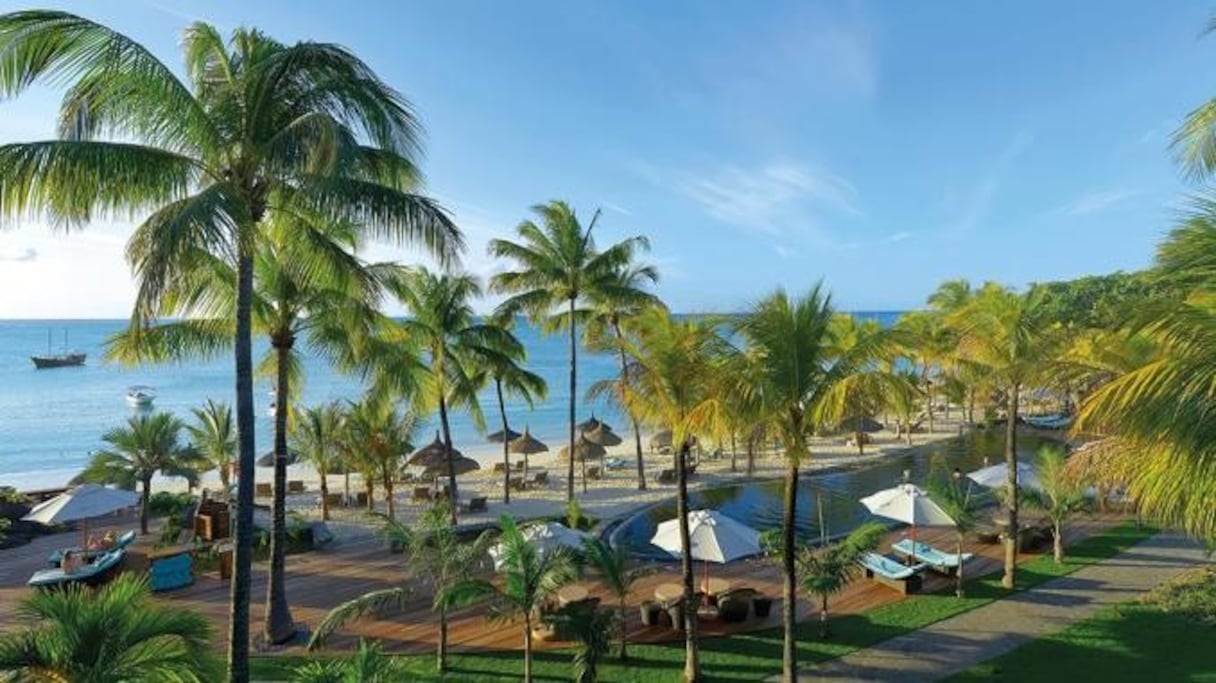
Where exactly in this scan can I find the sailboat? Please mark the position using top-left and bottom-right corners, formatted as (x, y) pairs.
(30, 329), (86, 369)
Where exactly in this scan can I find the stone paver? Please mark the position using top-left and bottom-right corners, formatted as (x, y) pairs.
(800, 532), (1209, 682)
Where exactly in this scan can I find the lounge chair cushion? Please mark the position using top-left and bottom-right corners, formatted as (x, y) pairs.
(891, 539), (973, 568)
(48, 530), (137, 567)
(860, 552), (925, 580)
(29, 549), (126, 587)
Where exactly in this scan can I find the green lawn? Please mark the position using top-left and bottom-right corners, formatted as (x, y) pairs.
(251, 521), (1156, 682)
(947, 602), (1216, 682)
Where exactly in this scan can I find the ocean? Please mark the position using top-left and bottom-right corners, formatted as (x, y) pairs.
(0, 312), (903, 490)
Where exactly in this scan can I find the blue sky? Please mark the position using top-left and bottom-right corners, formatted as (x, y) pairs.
(0, 0), (1212, 317)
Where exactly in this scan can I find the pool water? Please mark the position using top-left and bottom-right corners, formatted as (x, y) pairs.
(615, 431), (1052, 559)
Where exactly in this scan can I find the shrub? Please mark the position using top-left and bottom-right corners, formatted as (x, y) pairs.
(1143, 567), (1216, 626)
(148, 491), (197, 517)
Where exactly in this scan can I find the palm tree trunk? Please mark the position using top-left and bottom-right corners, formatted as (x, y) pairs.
(676, 440), (701, 682)
(782, 458), (799, 682)
(619, 595), (629, 660)
(319, 464), (330, 522)
(439, 393), (458, 525)
(140, 476), (151, 535)
(438, 610), (448, 672)
(385, 474), (396, 520)
(1002, 384), (1020, 589)
(855, 430), (864, 456)
(927, 382), (935, 433)
(265, 338), (295, 645)
(746, 435), (756, 477)
(567, 297), (577, 502)
(956, 533), (966, 597)
(1054, 523), (1064, 563)
(497, 377), (511, 504)
(730, 433), (738, 473)
(613, 319), (646, 492)
(820, 594), (829, 638)
(967, 388), (976, 425)
(229, 250), (257, 683)
(523, 615), (534, 683)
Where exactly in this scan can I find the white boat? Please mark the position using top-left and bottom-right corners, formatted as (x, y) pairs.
(125, 386), (157, 409)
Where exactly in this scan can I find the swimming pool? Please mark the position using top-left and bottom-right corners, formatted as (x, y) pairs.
(614, 430), (1053, 559)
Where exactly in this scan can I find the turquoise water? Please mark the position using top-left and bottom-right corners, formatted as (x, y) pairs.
(0, 312), (903, 489)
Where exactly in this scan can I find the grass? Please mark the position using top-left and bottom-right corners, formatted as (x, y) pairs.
(946, 602), (1216, 682)
(251, 520), (1156, 682)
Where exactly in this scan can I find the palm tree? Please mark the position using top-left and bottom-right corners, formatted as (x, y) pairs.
(735, 286), (889, 683)
(620, 307), (727, 682)
(482, 316), (547, 502)
(443, 515), (578, 683)
(342, 397), (424, 521)
(817, 315), (895, 456)
(292, 403), (345, 521)
(584, 262), (662, 490)
(928, 468), (982, 597)
(951, 283), (1062, 589)
(310, 501), (494, 673)
(187, 399), (236, 494)
(0, 574), (218, 682)
(550, 604), (616, 683)
(293, 639), (398, 683)
(109, 215), (390, 646)
(796, 520), (884, 638)
(0, 14), (463, 678)
(77, 412), (200, 534)
(381, 268), (520, 522)
(489, 201), (650, 501)
(1029, 446), (1090, 563)
(581, 538), (648, 660)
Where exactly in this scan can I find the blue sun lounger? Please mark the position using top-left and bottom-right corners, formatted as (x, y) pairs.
(48, 529), (136, 567)
(891, 539), (974, 575)
(28, 548), (127, 588)
(859, 552), (927, 594)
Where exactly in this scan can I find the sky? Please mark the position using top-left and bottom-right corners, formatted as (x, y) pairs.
(0, 0), (1213, 318)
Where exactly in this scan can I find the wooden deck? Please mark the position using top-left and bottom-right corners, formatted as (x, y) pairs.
(0, 509), (1128, 656)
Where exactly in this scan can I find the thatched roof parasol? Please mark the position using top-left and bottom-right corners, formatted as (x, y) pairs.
(583, 424), (622, 447)
(486, 427), (523, 444)
(558, 435), (607, 462)
(256, 449), (300, 467)
(649, 430), (698, 450)
(407, 433), (463, 468)
(577, 414), (613, 434)
(422, 455), (481, 478)
(509, 429), (549, 455)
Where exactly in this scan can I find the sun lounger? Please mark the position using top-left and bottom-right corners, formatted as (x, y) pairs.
(288, 480), (305, 493)
(255, 482), (272, 498)
(531, 471), (549, 487)
(48, 529), (136, 567)
(29, 549), (127, 588)
(604, 457), (628, 470)
(411, 486), (432, 502)
(890, 539), (973, 575)
(656, 469), (676, 485)
(587, 465), (603, 480)
(460, 496), (488, 513)
(509, 476), (527, 492)
(860, 552), (926, 594)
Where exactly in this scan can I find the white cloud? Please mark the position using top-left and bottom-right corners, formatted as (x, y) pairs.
(1055, 189), (1142, 216)
(675, 162), (861, 238)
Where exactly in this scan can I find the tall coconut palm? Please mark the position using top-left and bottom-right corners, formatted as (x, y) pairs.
(0, 13), (462, 678)
(443, 515), (578, 683)
(187, 399), (236, 494)
(620, 307), (727, 683)
(481, 316), (547, 502)
(0, 574), (218, 682)
(342, 397), (424, 521)
(292, 403), (345, 521)
(489, 201), (650, 501)
(77, 412), (201, 535)
(309, 501), (495, 673)
(108, 215), (391, 645)
(735, 286), (890, 683)
(380, 268), (520, 522)
(951, 283), (1062, 589)
(584, 262), (662, 490)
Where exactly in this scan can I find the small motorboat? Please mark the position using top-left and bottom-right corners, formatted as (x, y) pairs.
(125, 386), (157, 409)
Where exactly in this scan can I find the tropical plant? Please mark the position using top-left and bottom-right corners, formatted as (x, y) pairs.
(0, 574), (218, 682)
(481, 318), (547, 501)
(583, 260), (662, 490)
(928, 467), (983, 596)
(490, 201), (650, 501)
(796, 520), (884, 638)
(950, 282), (1063, 589)
(292, 403), (345, 521)
(76, 412), (200, 534)
(443, 515), (578, 683)
(619, 306), (727, 682)
(293, 639), (398, 683)
(310, 501), (494, 673)
(581, 538), (648, 660)
(1027, 446), (1090, 563)
(186, 399), (236, 494)
(341, 397), (424, 521)
(734, 285), (889, 682)
(547, 605), (616, 683)
(0, 12), (463, 677)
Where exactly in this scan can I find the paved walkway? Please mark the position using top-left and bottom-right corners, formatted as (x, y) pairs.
(801, 532), (1210, 682)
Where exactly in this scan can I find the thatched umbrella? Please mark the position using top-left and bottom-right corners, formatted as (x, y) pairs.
(508, 428), (548, 480)
(577, 413), (613, 434)
(839, 416), (884, 434)
(583, 424), (622, 447)
(256, 449), (300, 467)
(486, 427), (522, 444)
(422, 455), (480, 479)
(559, 435), (607, 462)
(650, 430), (697, 452)
(407, 433), (458, 468)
